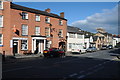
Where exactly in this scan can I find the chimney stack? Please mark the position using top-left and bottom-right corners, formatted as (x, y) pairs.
(60, 12), (64, 18)
(45, 8), (50, 13)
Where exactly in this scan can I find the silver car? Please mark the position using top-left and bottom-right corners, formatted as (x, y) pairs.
(86, 47), (97, 52)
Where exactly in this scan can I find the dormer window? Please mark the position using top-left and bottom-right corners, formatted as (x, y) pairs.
(59, 20), (63, 25)
(21, 12), (28, 20)
(45, 17), (50, 23)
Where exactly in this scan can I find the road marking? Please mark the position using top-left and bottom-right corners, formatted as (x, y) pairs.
(69, 73), (78, 77)
(54, 58), (79, 64)
(77, 67), (104, 79)
(3, 66), (33, 72)
(66, 60), (111, 79)
(77, 75), (85, 79)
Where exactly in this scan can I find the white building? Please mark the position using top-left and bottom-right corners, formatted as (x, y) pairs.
(67, 26), (85, 52)
(84, 35), (94, 49)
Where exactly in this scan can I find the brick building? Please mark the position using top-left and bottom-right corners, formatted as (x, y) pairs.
(0, 0), (67, 56)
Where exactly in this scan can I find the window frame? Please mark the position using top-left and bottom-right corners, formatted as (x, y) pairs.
(35, 15), (40, 22)
(0, 34), (3, 45)
(69, 33), (75, 38)
(59, 20), (63, 25)
(21, 24), (28, 36)
(45, 27), (50, 37)
(58, 29), (63, 38)
(45, 17), (50, 23)
(21, 40), (28, 50)
(35, 26), (40, 35)
(22, 12), (28, 20)
(0, 1), (3, 9)
(0, 15), (3, 27)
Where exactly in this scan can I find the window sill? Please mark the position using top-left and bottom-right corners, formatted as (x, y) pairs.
(22, 19), (28, 20)
(21, 49), (28, 51)
(59, 24), (63, 26)
(21, 35), (28, 36)
(36, 21), (40, 22)
(45, 22), (50, 24)
(0, 45), (3, 47)
(0, 27), (4, 28)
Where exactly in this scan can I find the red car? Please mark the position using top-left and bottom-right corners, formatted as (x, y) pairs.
(43, 48), (65, 58)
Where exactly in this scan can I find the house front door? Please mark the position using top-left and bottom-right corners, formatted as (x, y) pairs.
(13, 40), (18, 55)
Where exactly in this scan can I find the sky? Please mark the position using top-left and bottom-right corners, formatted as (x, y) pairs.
(13, 2), (118, 34)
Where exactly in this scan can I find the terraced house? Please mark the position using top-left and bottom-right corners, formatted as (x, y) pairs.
(0, 0), (67, 56)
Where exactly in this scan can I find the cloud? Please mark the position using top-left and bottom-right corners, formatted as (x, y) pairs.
(71, 5), (118, 34)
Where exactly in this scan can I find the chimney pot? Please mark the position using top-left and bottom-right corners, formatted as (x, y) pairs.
(45, 8), (50, 13)
(60, 12), (64, 18)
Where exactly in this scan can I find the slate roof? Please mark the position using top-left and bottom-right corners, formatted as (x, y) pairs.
(10, 3), (67, 21)
(67, 26), (84, 34)
(98, 32), (112, 36)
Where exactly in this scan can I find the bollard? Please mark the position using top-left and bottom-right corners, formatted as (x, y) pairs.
(2, 51), (5, 62)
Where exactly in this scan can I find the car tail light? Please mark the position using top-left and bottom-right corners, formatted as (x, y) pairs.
(43, 50), (48, 53)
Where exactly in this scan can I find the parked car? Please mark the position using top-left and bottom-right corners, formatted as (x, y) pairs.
(79, 48), (87, 53)
(107, 45), (113, 49)
(71, 48), (86, 54)
(86, 47), (97, 52)
(101, 45), (108, 50)
(43, 48), (65, 58)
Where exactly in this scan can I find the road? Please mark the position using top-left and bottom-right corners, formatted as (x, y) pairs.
(2, 48), (120, 80)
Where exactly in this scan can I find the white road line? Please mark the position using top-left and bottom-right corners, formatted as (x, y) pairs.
(3, 66), (33, 72)
(77, 67), (104, 79)
(54, 58), (79, 64)
(77, 75), (85, 79)
(69, 73), (78, 77)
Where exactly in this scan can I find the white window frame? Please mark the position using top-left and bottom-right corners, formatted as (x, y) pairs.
(77, 34), (83, 39)
(58, 29), (63, 37)
(21, 40), (28, 50)
(0, 1), (3, 9)
(45, 27), (50, 37)
(22, 12), (28, 20)
(45, 17), (50, 23)
(69, 33), (75, 38)
(35, 15), (40, 21)
(35, 26), (40, 35)
(59, 20), (63, 25)
(0, 15), (3, 27)
(0, 34), (3, 45)
(22, 24), (28, 36)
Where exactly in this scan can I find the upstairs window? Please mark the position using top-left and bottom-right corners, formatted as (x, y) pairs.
(45, 27), (50, 37)
(77, 34), (83, 39)
(58, 29), (63, 38)
(0, 34), (3, 45)
(69, 33), (75, 38)
(0, 1), (3, 9)
(35, 26), (40, 35)
(21, 12), (28, 20)
(0, 15), (3, 27)
(35, 15), (40, 21)
(22, 25), (28, 36)
(59, 20), (63, 25)
(45, 17), (50, 23)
